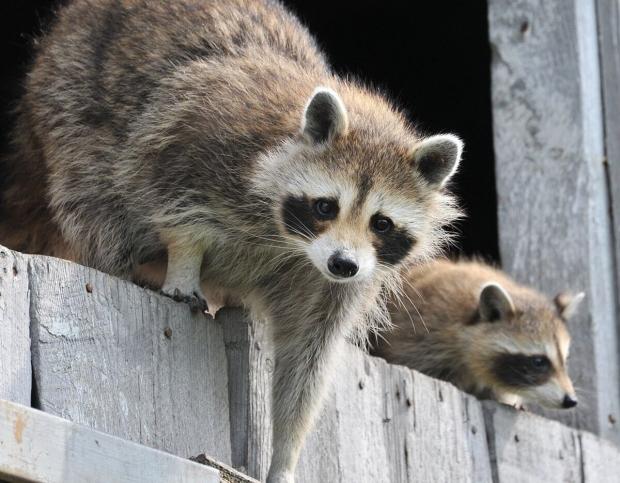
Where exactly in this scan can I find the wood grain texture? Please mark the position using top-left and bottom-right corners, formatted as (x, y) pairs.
(307, 347), (493, 483)
(1, 246), (619, 481)
(224, 317), (493, 483)
(488, 0), (620, 442)
(597, 0), (620, 257)
(223, 310), (273, 480)
(597, 0), (620, 435)
(484, 403), (582, 483)
(0, 400), (219, 483)
(28, 255), (232, 464)
(0, 245), (30, 405)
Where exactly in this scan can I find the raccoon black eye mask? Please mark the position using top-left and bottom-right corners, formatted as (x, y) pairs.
(492, 353), (553, 388)
(371, 217), (416, 265)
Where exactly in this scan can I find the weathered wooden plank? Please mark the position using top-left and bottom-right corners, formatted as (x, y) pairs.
(190, 453), (260, 483)
(484, 403), (582, 483)
(225, 316), (493, 483)
(0, 245), (30, 405)
(488, 0), (620, 441)
(580, 429), (620, 482)
(0, 400), (219, 483)
(28, 255), (232, 464)
(314, 348), (492, 483)
(222, 310), (273, 480)
(596, 0), (620, 437)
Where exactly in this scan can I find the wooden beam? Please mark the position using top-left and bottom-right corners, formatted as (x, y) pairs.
(488, 0), (620, 442)
(28, 255), (232, 464)
(0, 246), (30, 405)
(596, 0), (620, 432)
(0, 400), (219, 483)
(484, 403), (582, 483)
(224, 316), (494, 482)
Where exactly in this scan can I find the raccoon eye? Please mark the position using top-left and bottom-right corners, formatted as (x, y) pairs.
(371, 215), (393, 234)
(529, 356), (551, 371)
(313, 198), (338, 220)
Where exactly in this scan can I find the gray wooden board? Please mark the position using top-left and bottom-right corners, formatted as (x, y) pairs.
(224, 314), (493, 483)
(309, 347), (493, 483)
(222, 310), (273, 480)
(488, 0), (620, 442)
(0, 400), (219, 483)
(0, 246), (30, 405)
(580, 430), (620, 482)
(190, 453), (259, 483)
(597, 0), (620, 432)
(28, 254), (232, 464)
(485, 403), (582, 483)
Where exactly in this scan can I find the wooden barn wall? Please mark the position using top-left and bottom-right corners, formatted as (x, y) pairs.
(1, 245), (619, 482)
(488, 0), (620, 443)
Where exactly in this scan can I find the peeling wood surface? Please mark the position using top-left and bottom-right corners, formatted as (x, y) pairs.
(0, 400), (219, 483)
(488, 0), (620, 442)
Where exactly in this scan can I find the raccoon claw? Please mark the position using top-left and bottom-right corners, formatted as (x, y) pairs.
(160, 288), (209, 314)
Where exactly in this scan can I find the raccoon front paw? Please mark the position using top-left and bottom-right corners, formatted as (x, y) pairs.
(160, 288), (209, 314)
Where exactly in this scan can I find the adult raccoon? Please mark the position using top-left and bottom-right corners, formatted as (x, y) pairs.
(1, 1), (463, 481)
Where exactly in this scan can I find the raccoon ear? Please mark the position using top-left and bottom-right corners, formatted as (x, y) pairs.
(479, 282), (515, 322)
(411, 134), (463, 188)
(554, 292), (585, 320)
(301, 87), (349, 144)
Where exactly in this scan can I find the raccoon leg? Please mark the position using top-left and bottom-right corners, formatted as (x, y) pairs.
(266, 318), (345, 483)
(161, 241), (208, 313)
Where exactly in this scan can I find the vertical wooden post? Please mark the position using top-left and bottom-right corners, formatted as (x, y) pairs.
(488, 0), (620, 442)
(0, 246), (30, 405)
(596, 0), (620, 432)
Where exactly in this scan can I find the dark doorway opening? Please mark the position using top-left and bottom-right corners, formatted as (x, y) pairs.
(1, 0), (499, 261)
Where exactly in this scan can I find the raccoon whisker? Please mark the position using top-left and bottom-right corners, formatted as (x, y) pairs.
(399, 274), (428, 304)
(269, 251), (306, 273)
(280, 209), (317, 241)
(225, 236), (294, 252)
(216, 223), (301, 251)
(398, 276), (429, 333)
(282, 225), (315, 243)
(395, 287), (425, 335)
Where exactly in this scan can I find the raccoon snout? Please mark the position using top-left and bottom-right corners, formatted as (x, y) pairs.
(561, 394), (578, 409)
(327, 253), (359, 278)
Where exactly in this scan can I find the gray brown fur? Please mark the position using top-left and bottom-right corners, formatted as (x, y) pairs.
(373, 259), (582, 410)
(0, 1), (463, 481)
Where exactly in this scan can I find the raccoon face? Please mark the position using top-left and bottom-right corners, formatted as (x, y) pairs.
(279, 190), (416, 282)
(258, 87), (462, 283)
(476, 283), (583, 409)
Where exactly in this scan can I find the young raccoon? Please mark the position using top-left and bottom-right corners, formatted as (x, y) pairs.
(2, 1), (463, 481)
(372, 260), (583, 410)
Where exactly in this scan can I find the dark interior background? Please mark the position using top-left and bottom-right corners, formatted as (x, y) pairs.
(0, 0), (499, 261)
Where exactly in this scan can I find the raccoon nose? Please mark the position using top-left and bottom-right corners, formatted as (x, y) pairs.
(327, 254), (359, 278)
(562, 394), (578, 409)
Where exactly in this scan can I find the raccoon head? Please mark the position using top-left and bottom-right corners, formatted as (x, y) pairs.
(254, 87), (462, 284)
(472, 283), (584, 410)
